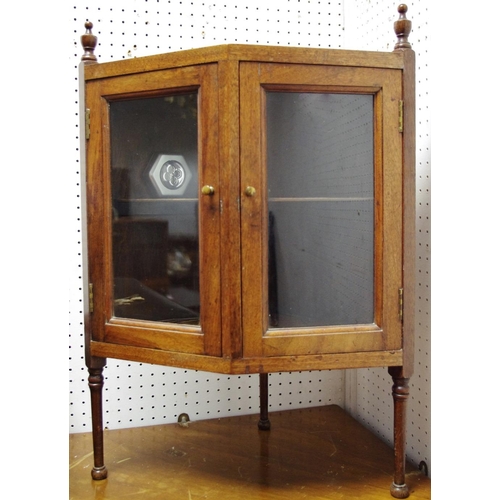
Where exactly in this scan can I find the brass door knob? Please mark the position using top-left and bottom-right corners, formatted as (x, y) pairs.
(201, 185), (215, 195)
(244, 186), (256, 197)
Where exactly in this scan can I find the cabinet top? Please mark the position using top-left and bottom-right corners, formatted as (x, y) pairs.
(81, 4), (412, 81)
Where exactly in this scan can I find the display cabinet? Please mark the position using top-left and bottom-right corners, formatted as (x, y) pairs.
(79, 5), (415, 497)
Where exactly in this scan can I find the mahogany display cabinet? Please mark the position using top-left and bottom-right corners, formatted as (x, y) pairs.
(79, 5), (416, 498)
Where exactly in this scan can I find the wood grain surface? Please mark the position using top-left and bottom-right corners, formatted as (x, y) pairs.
(70, 405), (430, 499)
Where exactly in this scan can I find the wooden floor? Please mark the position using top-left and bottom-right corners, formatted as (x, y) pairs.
(69, 405), (430, 499)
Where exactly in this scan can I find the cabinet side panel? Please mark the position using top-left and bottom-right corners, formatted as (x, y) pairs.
(79, 63), (93, 362)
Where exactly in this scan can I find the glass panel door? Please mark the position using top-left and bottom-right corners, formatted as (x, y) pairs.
(266, 92), (374, 328)
(109, 93), (201, 324)
(240, 61), (402, 358)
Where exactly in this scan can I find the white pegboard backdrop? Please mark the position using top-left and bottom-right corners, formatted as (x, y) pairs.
(343, 0), (431, 475)
(69, 0), (348, 435)
(69, 0), (431, 476)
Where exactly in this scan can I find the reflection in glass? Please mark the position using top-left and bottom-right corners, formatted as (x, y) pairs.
(266, 92), (374, 328)
(109, 93), (200, 324)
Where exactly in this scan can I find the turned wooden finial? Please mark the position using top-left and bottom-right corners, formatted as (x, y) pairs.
(81, 21), (98, 64)
(394, 4), (412, 50)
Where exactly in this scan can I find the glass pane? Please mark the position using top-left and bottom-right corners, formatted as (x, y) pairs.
(267, 92), (374, 328)
(110, 93), (200, 324)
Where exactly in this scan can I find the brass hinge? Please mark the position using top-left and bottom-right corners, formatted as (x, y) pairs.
(85, 108), (91, 139)
(89, 283), (94, 314)
(398, 287), (404, 322)
(398, 100), (404, 133)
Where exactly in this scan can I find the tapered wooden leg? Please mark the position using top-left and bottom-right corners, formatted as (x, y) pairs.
(88, 366), (108, 480)
(258, 373), (271, 431)
(389, 368), (410, 498)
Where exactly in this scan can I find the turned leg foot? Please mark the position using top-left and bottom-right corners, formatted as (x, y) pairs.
(258, 373), (271, 431)
(390, 482), (410, 499)
(91, 465), (108, 481)
(389, 367), (410, 498)
(88, 365), (108, 480)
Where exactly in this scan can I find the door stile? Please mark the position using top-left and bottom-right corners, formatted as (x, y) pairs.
(198, 64), (222, 356)
(218, 59), (244, 359)
(380, 71), (404, 351)
(240, 63), (266, 359)
(86, 80), (109, 344)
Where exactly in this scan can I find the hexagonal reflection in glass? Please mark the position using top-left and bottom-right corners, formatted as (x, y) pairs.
(149, 154), (192, 196)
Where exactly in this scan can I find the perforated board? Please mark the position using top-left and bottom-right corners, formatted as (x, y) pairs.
(69, 0), (347, 436)
(344, 0), (431, 475)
